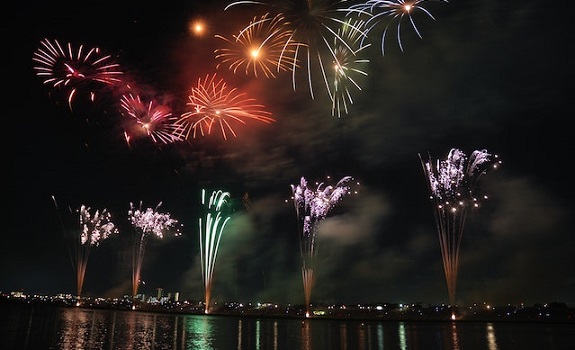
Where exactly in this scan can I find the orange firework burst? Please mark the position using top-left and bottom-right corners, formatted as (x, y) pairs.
(215, 13), (297, 78)
(176, 73), (275, 140)
(225, 1), (370, 100)
(32, 38), (124, 110)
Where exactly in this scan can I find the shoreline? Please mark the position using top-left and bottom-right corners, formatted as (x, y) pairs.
(2, 296), (573, 324)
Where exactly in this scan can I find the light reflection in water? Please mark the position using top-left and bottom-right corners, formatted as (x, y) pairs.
(120, 311), (157, 350)
(58, 308), (108, 349)
(273, 320), (278, 350)
(358, 323), (366, 350)
(7, 305), (563, 350)
(23, 307), (35, 349)
(340, 323), (348, 350)
(236, 317), (278, 350)
(59, 308), (89, 348)
(256, 319), (261, 350)
(398, 322), (407, 350)
(486, 323), (499, 350)
(185, 315), (215, 350)
(301, 320), (312, 350)
(109, 311), (116, 349)
(377, 324), (384, 350)
(451, 322), (460, 350)
(237, 319), (242, 350)
(173, 316), (178, 350)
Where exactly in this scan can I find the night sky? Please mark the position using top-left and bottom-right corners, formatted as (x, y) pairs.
(5, 1), (573, 307)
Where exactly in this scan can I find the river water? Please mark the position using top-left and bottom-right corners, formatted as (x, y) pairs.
(1, 303), (573, 350)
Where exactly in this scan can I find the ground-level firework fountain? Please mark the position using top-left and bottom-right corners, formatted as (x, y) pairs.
(198, 189), (232, 314)
(128, 201), (180, 302)
(420, 148), (501, 318)
(52, 197), (118, 305)
(290, 175), (356, 317)
(74, 205), (118, 303)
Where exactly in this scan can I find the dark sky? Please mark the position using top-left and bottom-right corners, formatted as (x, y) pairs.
(5, 1), (573, 307)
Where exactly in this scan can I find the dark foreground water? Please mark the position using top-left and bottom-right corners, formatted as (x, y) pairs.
(1, 303), (574, 350)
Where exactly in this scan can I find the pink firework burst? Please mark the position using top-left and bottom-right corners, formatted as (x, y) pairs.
(176, 73), (275, 140)
(119, 93), (184, 146)
(32, 38), (124, 110)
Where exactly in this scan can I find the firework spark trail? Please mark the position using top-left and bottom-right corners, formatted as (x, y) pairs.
(330, 18), (370, 118)
(199, 189), (232, 314)
(74, 205), (118, 299)
(419, 148), (501, 310)
(351, 0), (448, 55)
(32, 38), (124, 110)
(215, 13), (298, 78)
(128, 201), (181, 298)
(242, 192), (253, 214)
(119, 93), (185, 146)
(290, 175), (356, 317)
(176, 73), (275, 140)
(51, 196), (75, 272)
(226, 1), (371, 101)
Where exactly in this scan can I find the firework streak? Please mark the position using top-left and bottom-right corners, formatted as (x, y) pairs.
(128, 202), (180, 297)
(291, 175), (355, 317)
(75, 205), (118, 299)
(199, 189), (232, 313)
(420, 148), (501, 307)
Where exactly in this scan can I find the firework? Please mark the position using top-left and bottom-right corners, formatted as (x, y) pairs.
(351, 0), (448, 55)
(199, 189), (232, 313)
(74, 204), (118, 300)
(226, 1), (370, 100)
(215, 13), (297, 78)
(128, 201), (181, 298)
(329, 18), (370, 118)
(290, 175), (356, 317)
(119, 93), (184, 146)
(32, 38), (124, 110)
(242, 192), (253, 213)
(176, 73), (275, 140)
(419, 148), (501, 310)
(189, 18), (209, 37)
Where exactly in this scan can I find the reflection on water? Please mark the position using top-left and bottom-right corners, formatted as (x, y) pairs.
(357, 323), (366, 350)
(273, 320), (278, 350)
(58, 308), (106, 349)
(301, 320), (312, 350)
(450, 322), (460, 350)
(185, 315), (214, 350)
(50, 307), (187, 350)
(255, 319), (261, 350)
(339, 323), (348, 350)
(486, 323), (498, 350)
(377, 324), (384, 350)
(237, 319), (242, 350)
(398, 322), (407, 350)
(2, 304), (573, 350)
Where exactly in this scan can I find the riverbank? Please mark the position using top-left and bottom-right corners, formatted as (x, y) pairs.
(2, 294), (573, 324)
